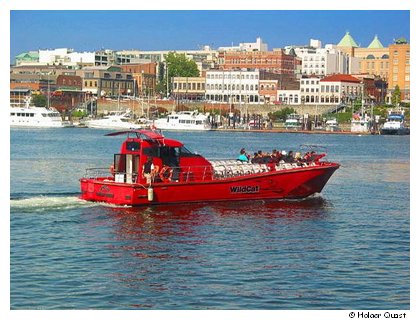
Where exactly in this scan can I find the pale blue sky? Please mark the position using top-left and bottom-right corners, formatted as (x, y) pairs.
(10, 10), (409, 60)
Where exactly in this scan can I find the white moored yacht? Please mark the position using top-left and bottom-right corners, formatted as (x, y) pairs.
(153, 110), (211, 131)
(380, 110), (409, 135)
(84, 111), (144, 130)
(10, 98), (69, 128)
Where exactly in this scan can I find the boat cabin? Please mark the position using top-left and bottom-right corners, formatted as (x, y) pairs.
(107, 130), (213, 184)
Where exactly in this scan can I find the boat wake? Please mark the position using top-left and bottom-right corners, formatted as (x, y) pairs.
(10, 193), (98, 213)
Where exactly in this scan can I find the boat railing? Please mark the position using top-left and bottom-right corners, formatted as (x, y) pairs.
(83, 167), (112, 179)
(83, 159), (326, 184)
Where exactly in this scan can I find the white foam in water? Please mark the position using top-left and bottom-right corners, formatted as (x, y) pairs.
(10, 196), (98, 213)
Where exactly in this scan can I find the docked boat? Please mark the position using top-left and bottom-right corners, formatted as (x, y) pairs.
(325, 118), (340, 132)
(380, 110), (409, 135)
(351, 113), (371, 133)
(84, 111), (144, 130)
(285, 113), (302, 130)
(10, 99), (70, 128)
(80, 130), (340, 206)
(153, 110), (211, 131)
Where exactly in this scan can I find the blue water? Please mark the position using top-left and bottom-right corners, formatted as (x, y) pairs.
(10, 128), (410, 309)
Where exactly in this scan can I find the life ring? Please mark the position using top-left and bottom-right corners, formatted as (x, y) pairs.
(159, 166), (173, 182)
(109, 164), (115, 175)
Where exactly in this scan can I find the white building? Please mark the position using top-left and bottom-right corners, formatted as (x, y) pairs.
(299, 74), (363, 105)
(68, 51), (95, 65)
(205, 69), (261, 104)
(284, 39), (360, 76)
(300, 77), (321, 103)
(301, 46), (349, 76)
(319, 74), (362, 105)
(277, 90), (301, 105)
(218, 37), (268, 52)
(38, 48), (95, 66)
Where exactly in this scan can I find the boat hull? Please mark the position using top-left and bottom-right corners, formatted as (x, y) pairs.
(80, 163), (339, 206)
(380, 128), (410, 135)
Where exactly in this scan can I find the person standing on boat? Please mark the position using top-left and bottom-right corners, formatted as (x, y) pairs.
(143, 156), (157, 184)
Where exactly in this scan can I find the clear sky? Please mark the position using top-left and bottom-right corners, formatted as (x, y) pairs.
(10, 10), (409, 59)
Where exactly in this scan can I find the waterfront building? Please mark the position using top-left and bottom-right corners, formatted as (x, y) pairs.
(219, 50), (296, 75)
(277, 89), (301, 105)
(336, 32), (410, 103)
(121, 48), (219, 73)
(10, 88), (32, 107)
(14, 51), (39, 66)
(15, 48), (96, 68)
(319, 74), (362, 105)
(205, 69), (261, 104)
(50, 75), (84, 114)
(300, 46), (352, 76)
(298, 74), (363, 105)
(259, 79), (279, 104)
(10, 71), (60, 94)
(204, 69), (299, 104)
(75, 66), (136, 97)
(353, 74), (388, 104)
(39, 48), (95, 67)
(337, 31), (359, 57)
(172, 77), (206, 101)
(120, 63), (157, 97)
(355, 35), (390, 81)
(218, 37), (268, 52)
(300, 76), (321, 104)
(284, 39), (357, 77)
(387, 38), (410, 102)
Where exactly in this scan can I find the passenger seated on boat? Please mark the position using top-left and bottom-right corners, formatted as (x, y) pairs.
(270, 150), (282, 164)
(143, 156), (158, 184)
(285, 151), (295, 163)
(237, 148), (249, 162)
(251, 152), (262, 164)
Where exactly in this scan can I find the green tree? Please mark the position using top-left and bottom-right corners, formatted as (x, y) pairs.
(391, 85), (401, 106)
(157, 52), (200, 97)
(269, 107), (296, 121)
(31, 94), (47, 108)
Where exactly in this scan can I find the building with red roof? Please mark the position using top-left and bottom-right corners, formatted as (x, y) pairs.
(299, 74), (363, 105)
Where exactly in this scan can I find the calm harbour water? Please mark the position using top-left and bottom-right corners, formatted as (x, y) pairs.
(10, 128), (410, 310)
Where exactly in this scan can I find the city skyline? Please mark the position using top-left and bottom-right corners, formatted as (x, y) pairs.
(10, 10), (409, 61)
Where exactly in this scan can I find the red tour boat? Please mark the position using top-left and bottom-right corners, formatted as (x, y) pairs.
(80, 130), (340, 206)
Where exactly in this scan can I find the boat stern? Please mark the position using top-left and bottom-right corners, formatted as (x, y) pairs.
(80, 178), (147, 206)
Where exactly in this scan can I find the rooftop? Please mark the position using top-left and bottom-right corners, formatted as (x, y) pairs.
(320, 74), (361, 83)
(337, 32), (359, 48)
(367, 35), (384, 49)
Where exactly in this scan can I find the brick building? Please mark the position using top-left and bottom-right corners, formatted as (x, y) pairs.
(219, 50), (296, 75)
(120, 63), (157, 97)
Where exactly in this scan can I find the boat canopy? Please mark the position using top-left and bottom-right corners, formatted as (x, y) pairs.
(105, 130), (183, 147)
